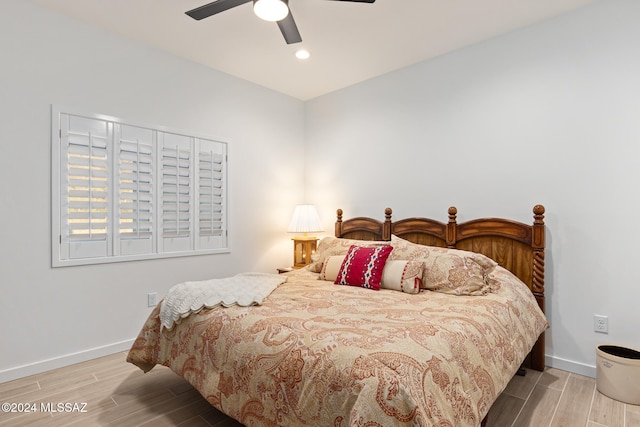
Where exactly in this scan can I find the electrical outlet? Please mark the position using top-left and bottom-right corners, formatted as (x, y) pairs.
(147, 292), (158, 307)
(594, 315), (608, 334)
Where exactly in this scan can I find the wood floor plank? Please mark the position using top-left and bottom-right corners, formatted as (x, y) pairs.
(178, 415), (215, 427)
(36, 371), (97, 391)
(46, 373), (130, 415)
(503, 368), (542, 400)
(589, 390), (625, 426)
(550, 374), (596, 427)
(110, 368), (186, 405)
(1, 370), (116, 410)
(513, 384), (563, 427)
(199, 407), (240, 426)
(135, 395), (218, 427)
(626, 403), (640, 427)
(104, 388), (204, 427)
(17, 411), (84, 427)
(61, 387), (179, 426)
(0, 379), (40, 401)
(31, 353), (124, 389)
(0, 406), (53, 427)
(167, 377), (199, 396)
(92, 354), (142, 381)
(537, 367), (571, 391)
(214, 418), (246, 427)
(0, 352), (127, 401)
(486, 392), (525, 426)
(0, 374), (107, 426)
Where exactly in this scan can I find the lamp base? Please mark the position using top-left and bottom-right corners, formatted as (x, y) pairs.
(292, 236), (318, 268)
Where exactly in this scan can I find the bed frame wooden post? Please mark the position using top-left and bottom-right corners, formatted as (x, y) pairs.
(335, 208), (344, 237)
(383, 207), (392, 240)
(446, 206), (458, 248)
(530, 204), (546, 371)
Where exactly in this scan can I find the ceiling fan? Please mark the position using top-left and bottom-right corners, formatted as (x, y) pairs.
(186, 0), (376, 45)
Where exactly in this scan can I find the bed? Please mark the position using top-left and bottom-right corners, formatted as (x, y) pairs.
(127, 205), (548, 427)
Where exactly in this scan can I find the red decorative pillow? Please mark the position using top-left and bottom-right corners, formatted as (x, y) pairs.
(334, 245), (393, 290)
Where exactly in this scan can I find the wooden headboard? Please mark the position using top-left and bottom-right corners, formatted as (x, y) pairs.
(335, 205), (546, 371)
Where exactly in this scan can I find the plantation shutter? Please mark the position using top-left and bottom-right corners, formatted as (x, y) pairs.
(159, 132), (193, 253)
(115, 124), (155, 256)
(60, 114), (111, 260)
(197, 138), (227, 250)
(53, 106), (230, 266)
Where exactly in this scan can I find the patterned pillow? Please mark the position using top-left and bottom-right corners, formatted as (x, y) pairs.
(334, 245), (393, 290)
(321, 255), (423, 294)
(389, 235), (497, 270)
(422, 253), (490, 296)
(388, 234), (434, 261)
(307, 237), (388, 273)
(389, 235), (497, 295)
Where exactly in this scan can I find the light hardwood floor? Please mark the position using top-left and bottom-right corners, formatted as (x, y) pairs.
(0, 351), (638, 427)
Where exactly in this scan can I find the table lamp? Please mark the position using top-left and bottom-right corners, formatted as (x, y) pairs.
(288, 204), (322, 268)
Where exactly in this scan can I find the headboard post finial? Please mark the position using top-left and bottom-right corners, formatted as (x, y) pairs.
(533, 204), (545, 223)
(446, 206), (458, 248)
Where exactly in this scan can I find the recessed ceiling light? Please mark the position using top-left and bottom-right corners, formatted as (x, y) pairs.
(295, 49), (310, 60)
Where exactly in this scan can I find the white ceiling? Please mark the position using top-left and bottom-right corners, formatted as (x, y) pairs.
(30, 0), (599, 100)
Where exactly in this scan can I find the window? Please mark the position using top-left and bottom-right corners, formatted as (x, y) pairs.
(52, 107), (229, 267)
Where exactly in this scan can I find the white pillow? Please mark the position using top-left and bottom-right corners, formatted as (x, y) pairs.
(319, 255), (345, 281)
(380, 260), (423, 294)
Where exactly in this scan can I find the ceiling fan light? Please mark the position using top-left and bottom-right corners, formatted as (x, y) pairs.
(253, 0), (289, 22)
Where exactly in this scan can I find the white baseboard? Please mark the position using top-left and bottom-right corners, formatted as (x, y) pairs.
(0, 339), (134, 384)
(546, 354), (596, 378)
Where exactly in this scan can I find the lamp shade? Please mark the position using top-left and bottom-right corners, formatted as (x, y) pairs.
(253, 0), (289, 22)
(288, 205), (322, 233)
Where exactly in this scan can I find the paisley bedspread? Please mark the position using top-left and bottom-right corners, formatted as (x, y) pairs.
(127, 267), (547, 427)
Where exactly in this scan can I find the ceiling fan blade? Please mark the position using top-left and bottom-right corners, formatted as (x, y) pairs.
(277, 12), (302, 44)
(186, 0), (252, 20)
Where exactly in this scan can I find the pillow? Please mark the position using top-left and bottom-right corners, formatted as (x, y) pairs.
(307, 236), (388, 273)
(421, 253), (490, 296)
(380, 260), (423, 294)
(319, 255), (346, 281)
(334, 245), (393, 290)
(321, 255), (423, 294)
(389, 235), (498, 271)
(388, 234), (434, 261)
(389, 235), (497, 296)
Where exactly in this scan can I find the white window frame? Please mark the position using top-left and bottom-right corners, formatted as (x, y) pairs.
(51, 106), (229, 267)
